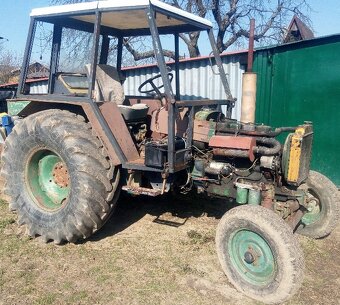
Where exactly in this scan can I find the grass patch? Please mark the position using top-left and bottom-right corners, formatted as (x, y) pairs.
(187, 230), (214, 244)
(0, 218), (15, 230)
(96, 273), (110, 284)
(62, 281), (74, 290)
(67, 290), (88, 303)
(34, 293), (57, 305)
(21, 285), (36, 296)
(0, 198), (8, 205)
(0, 268), (4, 287)
(178, 262), (206, 277)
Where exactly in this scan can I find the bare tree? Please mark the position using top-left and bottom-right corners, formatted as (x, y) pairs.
(50, 0), (311, 60)
(166, 0), (311, 56)
(0, 44), (20, 84)
(166, 0), (208, 57)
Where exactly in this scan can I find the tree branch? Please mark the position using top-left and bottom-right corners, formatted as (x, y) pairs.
(123, 38), (177, 61)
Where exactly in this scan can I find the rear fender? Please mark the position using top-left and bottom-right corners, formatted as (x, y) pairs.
(17, 100), (138, 166)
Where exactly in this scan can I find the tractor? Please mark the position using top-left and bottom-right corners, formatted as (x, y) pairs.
(2, 1), (339, 304)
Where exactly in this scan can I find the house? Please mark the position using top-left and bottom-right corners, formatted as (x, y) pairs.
(283, 15), (314, 43)
(9, 62), (49, 82)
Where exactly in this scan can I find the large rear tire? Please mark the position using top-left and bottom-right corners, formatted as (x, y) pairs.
(216, 205), (304, 304)
(297, 170), (340, 238)
(1, 109), (120, 243)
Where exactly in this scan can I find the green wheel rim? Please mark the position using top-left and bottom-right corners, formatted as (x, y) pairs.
(302, 190), (321, 226)
(228, 229), (276, 286)
(26, 149), (70, 211)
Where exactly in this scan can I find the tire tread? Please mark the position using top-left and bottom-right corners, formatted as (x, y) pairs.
(1, 109), (120, 243)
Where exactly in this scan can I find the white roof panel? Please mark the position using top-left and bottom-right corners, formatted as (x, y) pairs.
(30, 0), (212, 29)
(98, 0), (150, 10)
(30, 2), (99, 17)
(149, 0), (212, 27)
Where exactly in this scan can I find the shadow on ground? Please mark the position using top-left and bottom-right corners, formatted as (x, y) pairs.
(86, 192), (235, 243)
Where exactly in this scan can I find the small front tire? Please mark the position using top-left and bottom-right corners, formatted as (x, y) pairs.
(297, 170), (340, 239)
(216, 205), (304, 304)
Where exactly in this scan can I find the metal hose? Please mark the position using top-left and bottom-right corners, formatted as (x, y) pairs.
(212, 137), (281, 158)
(216, 123), (296, 137)
(253, 137), (281, 155)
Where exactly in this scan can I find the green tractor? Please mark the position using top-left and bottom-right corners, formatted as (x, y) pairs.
(2, 1), (339, 304)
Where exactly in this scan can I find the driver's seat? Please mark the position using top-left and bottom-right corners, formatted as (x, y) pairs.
(87, 64), (148, 122)
(86, 64), (125, 104)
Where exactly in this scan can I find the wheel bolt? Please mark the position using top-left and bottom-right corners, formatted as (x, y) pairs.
(244, 251), (255, 264)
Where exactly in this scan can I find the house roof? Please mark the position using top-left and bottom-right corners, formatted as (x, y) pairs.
(284, 15), (314, 43)
(10, 62), (49, 75)
(0, 78), (48, 89)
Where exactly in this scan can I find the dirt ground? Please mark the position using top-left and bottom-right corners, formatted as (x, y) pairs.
(0, 186), (339, 305)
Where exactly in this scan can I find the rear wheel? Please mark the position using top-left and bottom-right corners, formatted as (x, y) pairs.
(1, 109), (120, 243)
(297, 170), (340, 238)
(216, 205), (304, 304)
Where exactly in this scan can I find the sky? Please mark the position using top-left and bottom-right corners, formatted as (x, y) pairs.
(1, 0), (340, 60)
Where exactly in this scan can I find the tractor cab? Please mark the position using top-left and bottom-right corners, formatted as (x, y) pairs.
(17, 0), (234, 173)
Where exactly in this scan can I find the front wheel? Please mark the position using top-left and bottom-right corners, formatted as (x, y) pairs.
(297, 170), (340, 238)
(216, 205), (304, 304)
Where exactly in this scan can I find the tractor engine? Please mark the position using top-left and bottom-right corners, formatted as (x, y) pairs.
(190, 108), (313, 208)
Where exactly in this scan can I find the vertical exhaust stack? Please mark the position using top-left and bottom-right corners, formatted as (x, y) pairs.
(241, 19), (257, 124)
(241, 73), (257, 123)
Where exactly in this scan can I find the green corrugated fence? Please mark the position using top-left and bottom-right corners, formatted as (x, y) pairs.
(253, 34), (340, 186)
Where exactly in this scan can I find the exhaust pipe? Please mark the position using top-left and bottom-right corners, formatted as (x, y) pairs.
(241, 19), (257, 124)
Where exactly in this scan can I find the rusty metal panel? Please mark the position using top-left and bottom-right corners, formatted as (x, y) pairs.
(82, 103), (121, 165)
(209, 135), (256, 161)
(209, 135), (256, 150)
(150, 107), (188, 137)
(99, 102), (140, 162)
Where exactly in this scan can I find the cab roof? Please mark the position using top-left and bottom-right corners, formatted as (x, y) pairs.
(31, 0), (212, 36)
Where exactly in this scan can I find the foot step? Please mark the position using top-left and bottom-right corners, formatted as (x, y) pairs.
(153, 216), (187, 227)
(122, 186), (161, 196)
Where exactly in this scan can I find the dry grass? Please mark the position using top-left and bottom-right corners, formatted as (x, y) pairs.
(0, 193), (339, 305)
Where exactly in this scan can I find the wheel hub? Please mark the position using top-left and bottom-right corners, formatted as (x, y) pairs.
(26, 149), (71, 211)
(302, 191), (321, 225)
(244, 251), (255, 264)
(228, 229), (276, 286)
(244, 245), (261, 264)
(52, 162), (70, 188)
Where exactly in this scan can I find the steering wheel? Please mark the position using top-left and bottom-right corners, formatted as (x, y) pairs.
(138, 72), (173, 98)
